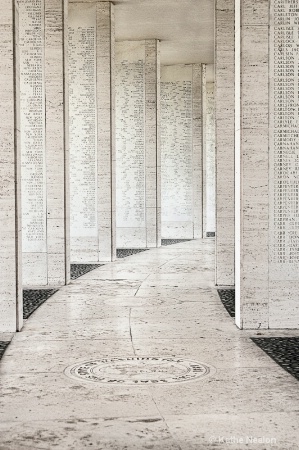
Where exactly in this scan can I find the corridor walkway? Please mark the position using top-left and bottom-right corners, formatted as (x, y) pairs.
(0, 240), (299, 449)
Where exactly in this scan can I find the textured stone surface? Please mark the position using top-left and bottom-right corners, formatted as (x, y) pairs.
(202, 65), (216, 236)
(251, 337), (299, 381)
(45, 0), (68, 285)
(215, 0), (235, 286)
(161, 64), (202, 240)
(115, 40), (160, 249)
(65, 357), (215, 385)
(235, 1), (299, 329)
(0, 0), (22, 332)
(19, 0), (68, 287)
(268, 1), (299, 328)
(1, 239), (299, 449)
(235, 0), (269, 329)
(69, 2), (115, 263)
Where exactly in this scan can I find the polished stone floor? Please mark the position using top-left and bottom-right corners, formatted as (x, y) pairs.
(1, 239), (299, 449)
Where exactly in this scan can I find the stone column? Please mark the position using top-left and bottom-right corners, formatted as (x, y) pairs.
(202, 64), (216, 238)
(235, 0), (269, 328)
(192, 64), (203, 239)
(145, 40), (161, 248)
(45, 0), (69, 285)
(215, 0), (235, 285)
(19, 0), (68, 286)
(68, 1), (115, 262)
(160, 64), (203, 239)
(115, 40), (160, 249)
(236, 0), (299, 329)
(0, 0), (23, 331)
(97, 2), (116, 260)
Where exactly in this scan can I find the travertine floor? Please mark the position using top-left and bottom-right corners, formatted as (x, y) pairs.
(1, 239), (299, 449)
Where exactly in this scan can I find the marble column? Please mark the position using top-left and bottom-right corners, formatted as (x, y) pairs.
(202, 64), (216, 238)
(215, 0), (235, 285)
(145, 40), (161, 248)
(192, 64), (203, 239)
(160, 64), (203, 239)
(0, 0), (22, 331)
(19, 0), (69, 286)
(46, 0), (69, 284)
(68, 1), (115, 262)
(235, 0), (299, 329)
(115, 40), (160, 249)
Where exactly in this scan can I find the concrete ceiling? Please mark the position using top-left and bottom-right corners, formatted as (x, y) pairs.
(113, 0), (214, 70)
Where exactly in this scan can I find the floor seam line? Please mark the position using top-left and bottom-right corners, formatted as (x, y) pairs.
(129, 308), (136, 356)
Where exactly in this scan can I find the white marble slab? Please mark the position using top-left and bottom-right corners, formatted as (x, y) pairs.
(115, 40), (159, 248)
(69, 2), (115, 263)
(69, 3), (98, 259)
(215, 0), (235, 286)
(0, 0), (22, 331)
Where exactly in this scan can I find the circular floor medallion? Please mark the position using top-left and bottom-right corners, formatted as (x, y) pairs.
(64, 357), (215, 385)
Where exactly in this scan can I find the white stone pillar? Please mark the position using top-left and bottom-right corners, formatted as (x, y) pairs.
(192, 64), (203, 239)
(115, 40), (160, 249)
(236, 0), (299, 329)
(97, 2), (116, 260)
(145, 40), (161, 248)
(68, 1), (115, 262)
(160, 64), (203, 239)
(19, 0), (68, 286)
(202, 64), (216, 237)
(0, 0), (23, 331)
(46, 0), (69, 285)
(215, 0), (235, 285)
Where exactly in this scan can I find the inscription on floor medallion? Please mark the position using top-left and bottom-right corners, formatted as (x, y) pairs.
(64, 357), (215, 385)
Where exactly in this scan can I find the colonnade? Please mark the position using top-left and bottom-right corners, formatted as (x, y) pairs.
(1, 0), (299, 332)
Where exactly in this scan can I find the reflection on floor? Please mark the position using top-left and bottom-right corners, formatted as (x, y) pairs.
(1, 239), (299, 449)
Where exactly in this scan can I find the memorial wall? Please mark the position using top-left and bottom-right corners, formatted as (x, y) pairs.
(202, 64), (216, 236)
(19, 0), (47, 284)
(69, 1), (115, 262)
(215, 0), (235, 286)
(0, 0), (22, 331)
(19, 0), (67, 286)
(235, 0), (299, 328)
(69, 3), (98, 261)
(269, 0), (299, 327)
(115, 40), (159, 248)
(161, 64), (202, 239)
(205, 82), (216, 235)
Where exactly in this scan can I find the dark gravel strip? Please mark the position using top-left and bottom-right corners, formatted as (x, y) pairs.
(116, 249), (148, 258)
(206, 232), (215, 237)
(251, 337), (299, 381)
(0, 341), (10, 361)
(71, 264), (105, 280)
(23, 289), (58, 319)
(161, 239), (192, 246)
(217, 289), (235, 318)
